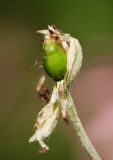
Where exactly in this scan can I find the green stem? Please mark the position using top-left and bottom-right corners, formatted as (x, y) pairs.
(67, 92), (102, 160)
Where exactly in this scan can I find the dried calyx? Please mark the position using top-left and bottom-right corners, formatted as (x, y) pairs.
(29, 25), (83, 153)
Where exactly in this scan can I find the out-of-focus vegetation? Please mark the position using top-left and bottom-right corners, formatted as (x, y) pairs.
(0, 0), (113, 160)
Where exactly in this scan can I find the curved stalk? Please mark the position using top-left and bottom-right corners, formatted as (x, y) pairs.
(67, 92), (101, 160)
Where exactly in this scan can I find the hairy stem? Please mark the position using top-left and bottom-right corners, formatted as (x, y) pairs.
(67, 92), (101, 160)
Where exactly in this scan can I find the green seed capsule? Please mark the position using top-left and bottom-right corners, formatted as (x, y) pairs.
(43, 39), (67, 81)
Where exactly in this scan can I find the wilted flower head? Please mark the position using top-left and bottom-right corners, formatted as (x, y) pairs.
(29, 25), (82, 152)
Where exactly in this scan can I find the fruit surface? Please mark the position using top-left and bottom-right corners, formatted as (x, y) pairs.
(43, 39), (67, 81)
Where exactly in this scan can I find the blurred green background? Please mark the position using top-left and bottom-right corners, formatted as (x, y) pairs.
(0, 0), (113, 160)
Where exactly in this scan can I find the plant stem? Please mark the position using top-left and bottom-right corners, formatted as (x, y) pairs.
(67, 92), (102, 160)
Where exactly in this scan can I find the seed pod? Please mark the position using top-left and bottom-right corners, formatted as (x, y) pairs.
(43, 39), (67, 81)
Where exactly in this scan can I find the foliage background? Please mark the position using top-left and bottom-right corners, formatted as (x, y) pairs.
(0, 0), (113, 159)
